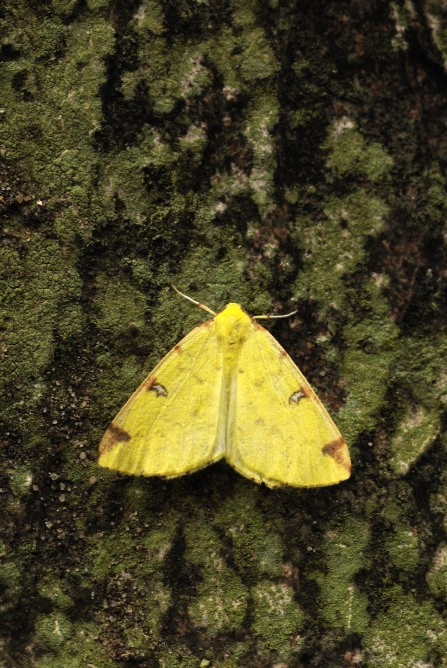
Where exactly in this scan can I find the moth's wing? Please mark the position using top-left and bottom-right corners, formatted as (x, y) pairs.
(227, 324), (351, 487)
(98, 319), (226, 477)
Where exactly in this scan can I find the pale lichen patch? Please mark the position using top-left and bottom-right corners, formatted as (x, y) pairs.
(252, 581), (304, 659)
(427, 544), (447, 598)
(389, 404), (441, 475)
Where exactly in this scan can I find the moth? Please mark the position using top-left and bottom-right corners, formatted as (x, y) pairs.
(98, 286), (351, 487)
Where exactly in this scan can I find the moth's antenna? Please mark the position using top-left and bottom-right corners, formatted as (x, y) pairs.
(171, 284), (217, 316)
(253, 309), (297, 320)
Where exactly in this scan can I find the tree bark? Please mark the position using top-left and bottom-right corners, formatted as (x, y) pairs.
(2, 0), (447, 666)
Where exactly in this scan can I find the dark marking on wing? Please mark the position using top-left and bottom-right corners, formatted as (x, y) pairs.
(174, 344), (182, 353)
(99, 423), (131, 455)
(289, 385), (312, 405)
(322, 438), (351, 472)
(108, 424), (131, 443)
(150, 383), (168, 397)
(254, 322), (265, 331)
(146, 377), (168, 397)
(280, 350), (288, 358)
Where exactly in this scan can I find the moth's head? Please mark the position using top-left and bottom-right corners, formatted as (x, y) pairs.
(215, 303), (252, 331)
(219, 303), (250, 317)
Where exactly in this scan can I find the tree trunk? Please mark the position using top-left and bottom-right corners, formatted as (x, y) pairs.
(2, 0), (447, 666)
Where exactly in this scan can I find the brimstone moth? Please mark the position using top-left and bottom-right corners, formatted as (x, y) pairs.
(98, 287), (351, 487)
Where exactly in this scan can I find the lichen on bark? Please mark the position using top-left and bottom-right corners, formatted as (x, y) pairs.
(2, 0), (447, 666)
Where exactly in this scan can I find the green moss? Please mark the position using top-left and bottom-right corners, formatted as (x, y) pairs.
(35, 612), (72, 650)
(292, 193), (389, 310)
(427, 544), (447, 599)
(233, 27), (278, 83)
(430, 472), (447, 534)
(178, 125), (208, 159)
(385, 525), (419, 571)
(387, 333), (447, 473)
(124, 626), (157, 654)
(0, 236), (82, 403)
(0, 561), (21, 601)
(87, 0), (110, 9)
(52, 0), (79, 16)
(252, 581), (304, 658)
(334, 280), (398, 447)
(389, 404), (441, 475)
(391, 1), (412, 31)
(184, 515), (249, 634)
(8, 466), (33, 498)
(36, 656), (85, 668)
(243, 90), (279, 211)
(159, 246), (250, 317)
(205, 22), (277, 91)
(215, 484), (284, 578)
(424, 1), (447, 65)
(426, 166), (447, 221)
(292, 124), (396, 452)
(91, 356), (143, 430)
(121, 34), (212, 111)
(382, 481), (414, 524)
(37, 575), (73, 610)
(131, 0), (165, 36)
(315, 518), (370, 635)
(86, 516), (176, 642)
(101, 133), (180, 222)
(158, 654), (201, 668)
(92, 274), (147, 337)
(35, 620), (117, 667)
(364, 587), (447, 666)
(0, 12), (114, 226)
(326, 121), (393, 182)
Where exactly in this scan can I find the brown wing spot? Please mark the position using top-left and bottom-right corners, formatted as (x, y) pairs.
(174, 344), (182, 353)
(322, 438), (351, 473)
(109, 424), (131, 443)
(99, 423), (131, 455)
(254, 322), (266, 331)
(280, 350), (288, 358)
(146, 377), (168, 397)
(289, 385), (312, 405)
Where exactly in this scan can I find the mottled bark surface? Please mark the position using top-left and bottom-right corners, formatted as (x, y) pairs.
(2, 0), (447, 666)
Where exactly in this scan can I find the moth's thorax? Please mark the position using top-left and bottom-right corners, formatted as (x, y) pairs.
(214, 303), (252, 341)
(215, 304), (252, 379)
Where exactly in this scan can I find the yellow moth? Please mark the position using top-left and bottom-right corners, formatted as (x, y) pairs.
(98, 286), (351, 488)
